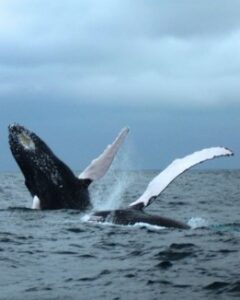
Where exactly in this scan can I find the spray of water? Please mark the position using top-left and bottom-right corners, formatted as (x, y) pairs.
(188, 217), (209, 229)
(90, 146), (135, 211)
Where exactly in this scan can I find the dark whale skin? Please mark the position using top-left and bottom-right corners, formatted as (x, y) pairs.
(9, 124), (91, 210)
(92, 208), (190, 229)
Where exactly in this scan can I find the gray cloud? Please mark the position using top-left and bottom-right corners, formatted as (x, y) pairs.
(0, 1), (240, 171)
(1, 0), (240, 107)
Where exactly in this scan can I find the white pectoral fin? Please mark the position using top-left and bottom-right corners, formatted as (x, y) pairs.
(32, 195), (41, 209)
(79, 127), (129, 181)
(129, 147), (233, 209)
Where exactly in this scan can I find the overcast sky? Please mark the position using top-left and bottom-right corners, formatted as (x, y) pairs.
(0, 0), (239, 171)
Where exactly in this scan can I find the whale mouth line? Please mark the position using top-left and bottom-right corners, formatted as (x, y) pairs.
(18, 132), (36, 151)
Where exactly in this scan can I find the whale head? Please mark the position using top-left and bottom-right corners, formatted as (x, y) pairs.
(9, 123), (46, 155)
(8, 123), (62, 181)
(8, 123), (91, 210)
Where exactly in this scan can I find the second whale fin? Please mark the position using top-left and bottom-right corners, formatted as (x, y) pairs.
(129, 147), (233, 209)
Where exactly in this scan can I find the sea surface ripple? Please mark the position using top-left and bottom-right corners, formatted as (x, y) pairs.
(0, 170), (239, 300)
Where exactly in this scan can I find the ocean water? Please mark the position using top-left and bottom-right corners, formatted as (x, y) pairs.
(0, 170), (239, 300)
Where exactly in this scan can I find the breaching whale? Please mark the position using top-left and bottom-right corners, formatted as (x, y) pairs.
(8, 123), (129, 210)
(90, 147), (233, 229)
(8, 123), (233, 229)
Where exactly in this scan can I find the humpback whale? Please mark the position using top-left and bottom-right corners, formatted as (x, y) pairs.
(90, 147), (233, 229)
(8, 124), (129, 210)
(8, 123), (233, 229)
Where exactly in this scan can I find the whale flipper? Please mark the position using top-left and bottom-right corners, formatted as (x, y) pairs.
(79, 127), (129, 181)
(32, 195), (41, 209)
(129, 147), (233, 209)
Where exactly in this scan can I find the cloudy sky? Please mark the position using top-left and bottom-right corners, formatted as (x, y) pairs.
(0, 0), (239, 171)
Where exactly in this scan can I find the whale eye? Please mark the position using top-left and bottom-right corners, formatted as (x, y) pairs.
(18, 132), (36, 150)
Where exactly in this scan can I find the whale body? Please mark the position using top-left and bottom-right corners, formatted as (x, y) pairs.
(8, 124), (129, 210)
(91, 208), (190, 229)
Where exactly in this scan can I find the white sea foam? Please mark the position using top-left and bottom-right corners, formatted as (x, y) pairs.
(188, 217), (209, 229)
(80, 214), (91, 222)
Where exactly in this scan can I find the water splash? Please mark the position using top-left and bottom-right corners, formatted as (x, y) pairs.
(81, 214), (91, 222)
(188, 217), (209, 229)
(90, 147), (135, 210)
